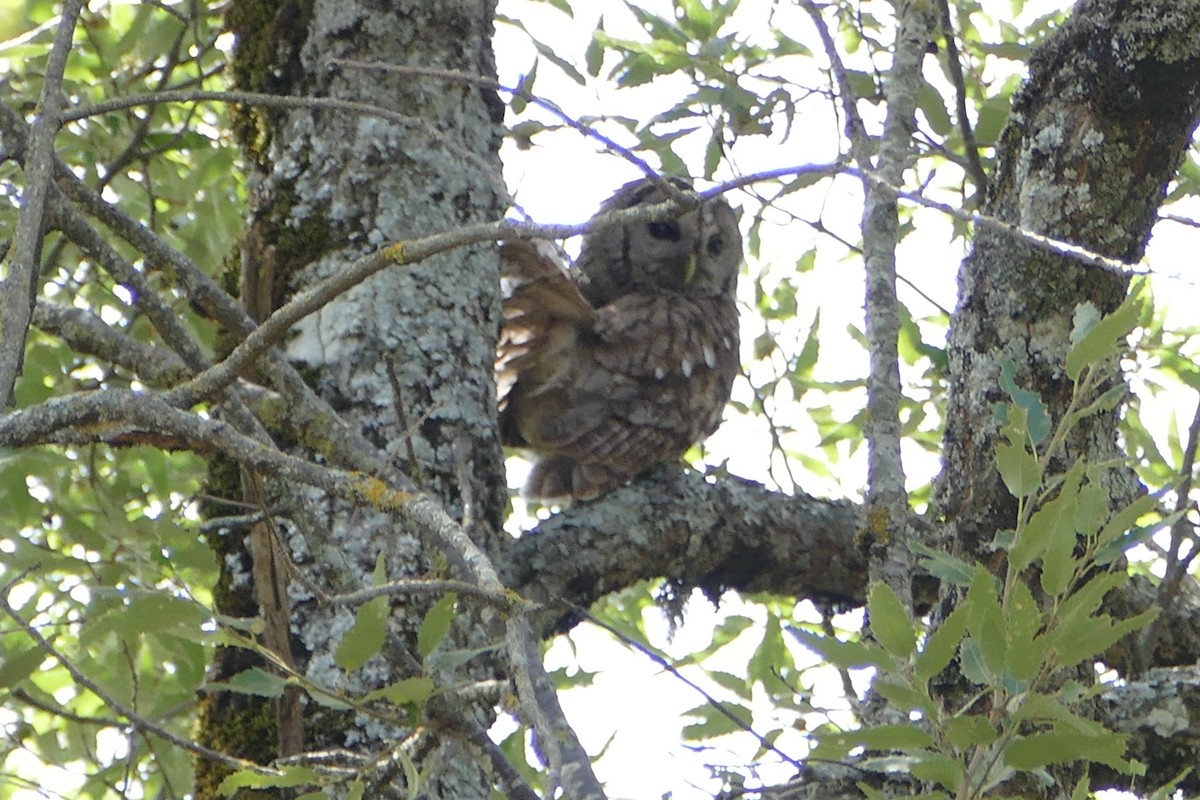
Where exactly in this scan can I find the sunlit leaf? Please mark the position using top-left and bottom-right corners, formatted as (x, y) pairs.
(417, 593), (459, 658)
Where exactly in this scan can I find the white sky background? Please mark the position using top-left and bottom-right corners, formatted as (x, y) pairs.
(491, 1), (1200, 798)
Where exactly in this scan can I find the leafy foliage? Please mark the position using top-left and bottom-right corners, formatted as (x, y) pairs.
(794, 298), (1158, 798)
(3, 0), (1200, 798)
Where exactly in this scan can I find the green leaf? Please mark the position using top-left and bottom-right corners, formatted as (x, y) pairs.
(874, 679), (932, 714)
(974, 95), (1012, 145)
(1005, 581), (1046, 682)
(845, 69), (879, 101)
(675, 0), (715, 39)
(1069, 302), (1102, 345)
(530, 38), (586, 85)
(417, 593), (458, 658)
(706, 669), (750, 698)
(998, 358), (1051, 444)
(788, 627), (890, 671)
(364, 677), (436, 707)
(1057, 570), (1127, 626)
(1054, 608), (1157, 668)
(1094, 493), (1157, 550)
(1004, 731), (1128, 771)
(915, 605), (968, 683)
(1040, 508), (1080, 598)
(910, 751), (963, 792)
(703, 131), (723, 180)
(335, 597), (389, 672)
(623, 1), (689, 46)
(535, 0), (573, 16)
(205, 667), (287, 698)
(910, 542), (975, 587)
(681, 701), (752, 739)
(0, 644), (47, 688)
(218, 765), (320, 794)
(82, 593), (207, 646)
(1013, 693), (1103, 733)
(996, 442), (1040, 499)
(868, 582), (916, 659)
(585, 23), (605, 77)
(512, 59), (536, 114)
(1011, 459), (1082, 573)
(1066, 293), (1141, 380)
(917, 84), (952, 135)
(963, 567), (1005, 675)
(944, 714), (998, 749)
(958, 637), (991, 685)
(842, 724), (934, 750)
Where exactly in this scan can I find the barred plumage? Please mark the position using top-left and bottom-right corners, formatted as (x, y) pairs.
(497, 179), (742, 500)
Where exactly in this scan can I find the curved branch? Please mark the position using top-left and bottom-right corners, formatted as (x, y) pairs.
(500, 469), (865, 632)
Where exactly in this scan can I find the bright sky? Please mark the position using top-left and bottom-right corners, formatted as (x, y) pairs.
(491, 1), (1200, 797)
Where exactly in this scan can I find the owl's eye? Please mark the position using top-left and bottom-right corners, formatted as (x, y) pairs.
(647, 220), (682, 241)
(706, 234), (725, 257)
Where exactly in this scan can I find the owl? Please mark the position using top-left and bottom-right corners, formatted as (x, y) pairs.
(496, 178), (742, 500)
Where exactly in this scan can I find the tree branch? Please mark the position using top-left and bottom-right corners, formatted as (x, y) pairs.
(31, 299), (190, 386)
(0, 0), (85, 406)
(936, 0), (989, 203)
(859, 1), (937, 604)
(500, 469), (865, 632)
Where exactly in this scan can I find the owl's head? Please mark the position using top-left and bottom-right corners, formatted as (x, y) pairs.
(574, 178), (742, 306)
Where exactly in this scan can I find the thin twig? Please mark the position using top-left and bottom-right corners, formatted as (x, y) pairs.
(937, 0), (989, 204)
(1142, 391), (1200, 663)
(569, 603), (806, 773)
(59, 87), (501, 183)
(859, 0), (938, 609)
(326, 579), (510, 608)
(31, 299), (191, 386)
(328, 59), (683, 201)
(0, 575), (270, 776)
(46, 193), (212, 371)
(862, 170), (1136, 277)
(797, 0), (873, 166)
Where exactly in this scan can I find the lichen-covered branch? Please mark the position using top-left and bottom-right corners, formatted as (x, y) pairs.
(0, 0), (85, 405)
(859, 1), (937, 603)
(501, 470), (865, 630)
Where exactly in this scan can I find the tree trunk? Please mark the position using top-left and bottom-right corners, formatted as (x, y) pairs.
(195, 1), (507, 796)
(935, 0), (1200, 558)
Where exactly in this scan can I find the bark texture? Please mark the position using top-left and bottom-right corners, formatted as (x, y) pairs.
(196, 0), (507, 797)
(935, 0), (1200, 556)
(923, 1), (1200, 794)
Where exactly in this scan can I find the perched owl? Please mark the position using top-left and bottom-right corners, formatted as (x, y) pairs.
(496, 178), (742, 500)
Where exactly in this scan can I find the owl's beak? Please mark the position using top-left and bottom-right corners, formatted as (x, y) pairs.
(682, 254), (698, 284)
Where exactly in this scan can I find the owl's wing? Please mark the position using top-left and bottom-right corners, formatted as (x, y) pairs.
(525, 293), (740, 498)
(496, 239), (594, 419)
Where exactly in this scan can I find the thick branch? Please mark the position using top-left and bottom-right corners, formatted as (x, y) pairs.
(1093, 666), (1200, 794)
(500, 469), (864, 631)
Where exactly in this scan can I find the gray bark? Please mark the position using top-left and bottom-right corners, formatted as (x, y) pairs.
(209, 0), (509, 797)
(935, 0), (1200, 557)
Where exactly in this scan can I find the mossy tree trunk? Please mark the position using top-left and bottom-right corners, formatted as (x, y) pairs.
(195, 1), (507, 797)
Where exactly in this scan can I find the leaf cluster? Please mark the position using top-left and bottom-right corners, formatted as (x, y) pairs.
(789, 295), (1160, 798)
